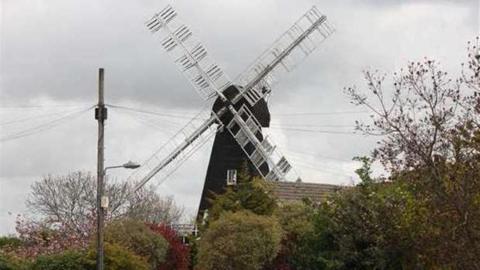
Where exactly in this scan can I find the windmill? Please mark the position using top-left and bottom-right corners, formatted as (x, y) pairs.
(129, 4), (334, 215)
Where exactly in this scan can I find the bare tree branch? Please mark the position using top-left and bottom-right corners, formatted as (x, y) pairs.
(26, 171), (184, 230)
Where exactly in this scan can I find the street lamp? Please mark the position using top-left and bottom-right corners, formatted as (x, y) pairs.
(97, 160), (140, 270)
(101, 161), (141, 208)
(104, 161), (141, 172)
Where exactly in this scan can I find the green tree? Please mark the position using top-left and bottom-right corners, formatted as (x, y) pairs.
(30, 250), (88, 270)
(26, 244), (150, 270)
(196, 211), (283, 270)
(352, 156), (374, 184)
(104, 219), (168, 269)
(0, 237), (22, 250)
(208, 165), (277, 222)
(0, 253), (29, 270)
(85, 243), (150, 270)
(345, 38), (480, 268)
(326, 181), (422, 269)
(273, 201), (317, 268)
(292, 156), (426, 269)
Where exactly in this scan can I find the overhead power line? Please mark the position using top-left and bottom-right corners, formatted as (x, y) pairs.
(0, 106), (94, 142)
(287, 154), (356, 173)
(103, 104), (370, 128)
(110, 106), (183, 127)
(283, 148), (354, 162)
(0, 104), (88, 110)
(106, 104), (364, 136)
(270, 123), (354, 129)
(112, 108), (182, 137)
(292, 161), (355, 178)
(0, 108), (83, 126)
(106, 103), (368, 119)
(274, 110), (369, 116)
(106, 104), (207, 120)
(269, 126), (361, 135)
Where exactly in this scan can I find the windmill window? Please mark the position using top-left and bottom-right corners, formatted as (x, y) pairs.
(226, 170), (237, 186)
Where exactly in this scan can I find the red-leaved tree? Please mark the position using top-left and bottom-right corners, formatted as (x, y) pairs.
(149, 224), (190, 270)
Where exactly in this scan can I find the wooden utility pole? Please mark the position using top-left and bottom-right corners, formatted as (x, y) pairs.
(95, 68), (107, 270)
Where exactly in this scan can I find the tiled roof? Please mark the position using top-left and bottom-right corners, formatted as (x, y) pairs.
(273, 181), (340, 202)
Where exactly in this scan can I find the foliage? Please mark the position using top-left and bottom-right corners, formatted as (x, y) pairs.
(344, 38), (480, 269)
(397, 146), (480, 268)
(196, 210), (283, 270)
(11, 244), (150, 270)
(461, 37), (480, 93)
(283, 158), (423, 269)
(298, 207), (340, 270)
(14, 171), (183, 262)
(272, 201), (316, 269)
(208, 165), (277, 222)
(12, 215), (92, 257)
(0, 236), (22, 249)
(326, 181), (424, 269)
(0, 253), (30, 270)
(149, 224), (190, 270)
(85, 243), (149, 270)
(29, 250), (89, 270)
(352, 156), (374, 184)
(104, 219), (168, 269)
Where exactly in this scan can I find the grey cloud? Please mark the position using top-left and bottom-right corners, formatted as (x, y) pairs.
(1, 0), (477, 107)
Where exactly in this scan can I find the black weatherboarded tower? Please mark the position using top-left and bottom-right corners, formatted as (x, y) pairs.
(199, 86), (271, 213)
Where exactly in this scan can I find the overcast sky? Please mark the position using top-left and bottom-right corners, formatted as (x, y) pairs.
(0, 0), (478, 234)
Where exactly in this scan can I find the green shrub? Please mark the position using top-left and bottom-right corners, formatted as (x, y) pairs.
(0, 253), (29, 270)
(197, 210), (283, 270)
(105, 219), (168, 269)
(28, 243), (149, 270)
(0, 237), (22, 249)
(85, 243), (149, 270)
(208, 172), (277, 222)
(274, 202), (317, 268)
(30, 250), (87, 270)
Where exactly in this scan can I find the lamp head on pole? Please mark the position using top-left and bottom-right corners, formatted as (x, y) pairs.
(122, 161), (141, 169)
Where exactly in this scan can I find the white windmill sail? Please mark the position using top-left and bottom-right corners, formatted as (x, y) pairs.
(236, 6), (335, 106)
(130, 109), (221, 192)
(146, 5), (231, 100)
(226, 104), (300, 182)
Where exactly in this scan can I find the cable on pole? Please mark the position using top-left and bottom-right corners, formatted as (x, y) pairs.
(0, 106), (94, 142)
